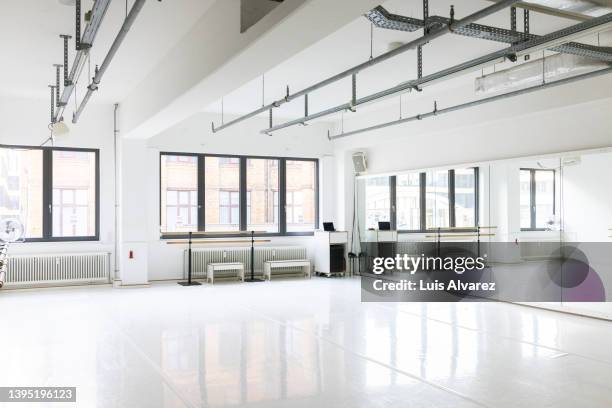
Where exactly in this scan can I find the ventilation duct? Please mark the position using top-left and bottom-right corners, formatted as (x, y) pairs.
(475, 53), (609, 93)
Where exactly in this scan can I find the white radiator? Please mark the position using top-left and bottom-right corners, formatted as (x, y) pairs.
(186, 246), (308, 279)
(4, 252), (111, 288)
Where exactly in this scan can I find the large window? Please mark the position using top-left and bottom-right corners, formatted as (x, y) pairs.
(362, 168), (478, 232)
(205, 156), (241, 232)
(426, 170), (450, 229)
(454, 168), (477, 228)
(0, 145), (99, 242)
(396, 173), (421, 231)
(52, 150), (97, 237)
(520, 169), (555, 230)
(160, 154), (318, 236)
(285, 160), (317, 232)
(247, 158), (279, 233)
(365, 176), (391, 230)
(160, 155), (198, 233)
(0, 147), (43, 238)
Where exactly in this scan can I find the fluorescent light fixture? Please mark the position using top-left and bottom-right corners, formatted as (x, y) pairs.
(475, 53), (608, 93)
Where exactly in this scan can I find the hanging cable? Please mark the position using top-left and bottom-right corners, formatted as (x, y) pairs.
(369, 23), (374, 60)
(542, 50), (546, 84)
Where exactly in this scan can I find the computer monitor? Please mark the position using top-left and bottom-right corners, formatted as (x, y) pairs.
(323, 222), (335, 232)
(378, 221), (391, 231)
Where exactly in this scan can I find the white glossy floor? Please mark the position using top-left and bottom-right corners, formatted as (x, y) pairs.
(1, 277), (612, 408)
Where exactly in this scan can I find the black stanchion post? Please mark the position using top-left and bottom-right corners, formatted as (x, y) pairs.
(178, 231), (201, 286)
(245, 230), (264, 282)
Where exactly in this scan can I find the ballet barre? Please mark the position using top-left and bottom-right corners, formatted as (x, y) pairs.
(164, 231), (269, 285)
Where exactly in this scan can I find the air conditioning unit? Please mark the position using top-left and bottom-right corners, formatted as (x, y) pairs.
(352, 152), (367, 173)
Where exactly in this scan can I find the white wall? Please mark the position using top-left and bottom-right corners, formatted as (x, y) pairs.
(119, 111), (335, 282)
(1, 95), (118, 275)
(1, 93), (336, 284)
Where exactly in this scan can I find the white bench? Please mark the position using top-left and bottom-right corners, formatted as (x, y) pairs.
(263, 260), (311, 281)
(206, 262), (245, 284)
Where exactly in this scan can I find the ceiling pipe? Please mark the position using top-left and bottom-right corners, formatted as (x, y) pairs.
(328, 66), (612, 140)
(366, 6), (612, 61)
(73, 0), (147, 123)
(259, 11), (612, 134)
(54, 0), (112, 123)
(211, 0), (521, 133)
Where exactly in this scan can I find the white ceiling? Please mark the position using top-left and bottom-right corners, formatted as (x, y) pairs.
(0, 0), (215, 106)
(1, 0), (610, 131)
(204, 0), (611, 123)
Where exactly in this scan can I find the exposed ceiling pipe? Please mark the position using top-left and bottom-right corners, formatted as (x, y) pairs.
(211, 0), (521, 133)
(54, 0), (112, 123)
(259, 11), (612, 134)
(366, 6), (612, 61)
(328, 66), (612, 140)
(73, 0), (147, 123)
(488, 0), (612, 20)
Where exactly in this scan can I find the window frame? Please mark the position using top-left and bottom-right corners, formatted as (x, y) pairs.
(520, 168), (556, 231)
(367, 168), (479, 233)
(0, 144), (100, 242)
(159, 152), (319, 238)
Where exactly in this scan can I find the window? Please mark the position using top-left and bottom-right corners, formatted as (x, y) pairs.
(286, 191), (304, 224)
(454, 168), (477, 228)
(205, 156), (241, 232)
(0, 147), (43, 238)
(426, 170), (450, 229)
(219, 157), (239, 165)
(52, 150), (97, 237)
(361, 167), (478, 232)
(285, 160), (317, 232)
(365, 176), (391, 230)
(166, 190), (198, 229)
(246, 158), (279, 233)
(520, 168), (555, 230)
(0, 145), (99, 242)
(396, 173), (420, 230)
(160, 154), (318, 236)
(160, 155), (198, 232)
(219, 191), (239, 224)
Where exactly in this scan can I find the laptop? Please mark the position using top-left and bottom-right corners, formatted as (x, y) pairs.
(378, 221), (391, 231)
(323, 222), (335, 232)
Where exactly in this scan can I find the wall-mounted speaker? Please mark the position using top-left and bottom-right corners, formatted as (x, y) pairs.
(352, 152), (367, 174)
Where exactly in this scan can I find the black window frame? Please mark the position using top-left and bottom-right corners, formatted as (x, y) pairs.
(520, 168), (556, 231)
(368, 167), (479, 233)
(0, 144), (100, 242)
(159, 152), (319, 238)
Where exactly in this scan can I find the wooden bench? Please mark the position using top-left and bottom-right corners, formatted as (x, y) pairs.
(206, 262), (245, 284)
(263, 260), (311, 281)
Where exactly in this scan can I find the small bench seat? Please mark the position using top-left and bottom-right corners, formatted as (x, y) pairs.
(206, 262), (245, 284)
(263, 259), (311, 281)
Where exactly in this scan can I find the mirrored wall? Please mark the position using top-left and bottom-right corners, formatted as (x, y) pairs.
(354, 148), (612, 319)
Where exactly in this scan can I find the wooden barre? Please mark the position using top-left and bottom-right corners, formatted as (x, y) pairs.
(166, 239), (272, 245)
(161, 231), (267, 237)
(425, 226), (497, 231)
(424, 233), (496, 238)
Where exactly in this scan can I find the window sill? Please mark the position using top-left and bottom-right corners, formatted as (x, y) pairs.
(17, 237), (100, 243)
